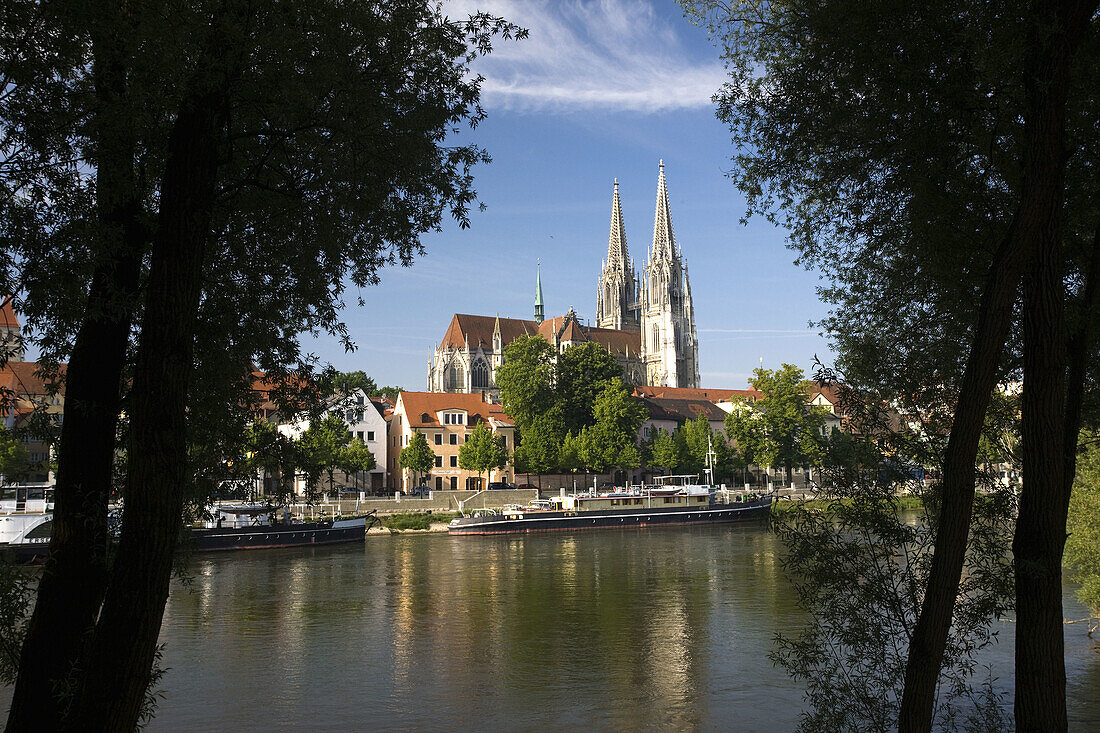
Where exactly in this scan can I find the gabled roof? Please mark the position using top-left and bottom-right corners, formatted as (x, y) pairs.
(441, 314), (538, 350)
(1, 362), (66, 397)
(634, 385), (761, 402)
(439, 311), (641, 358)
(395, 391), (514, 429)
(0, 299), (19, 329)
(641, 396), (728, 423)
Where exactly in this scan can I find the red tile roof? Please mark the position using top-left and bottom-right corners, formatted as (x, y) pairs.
(396, 391), (514, 428)
(633, 385), (761, 402)
(441, 314), (537, 350)
(641, 397), (728, 422)
(0, 299), (19, 329)
(439, 312), (641, 358)
(1, 362), (66, 397)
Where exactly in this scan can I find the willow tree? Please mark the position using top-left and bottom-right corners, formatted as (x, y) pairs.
(1, 1), (523, 729)
(683, 0), (1099, 729)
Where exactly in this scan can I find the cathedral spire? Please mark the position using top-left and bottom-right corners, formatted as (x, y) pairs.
(534, 260), (544, 324)
(606, 178), (629, 271)
(652, 159), (675, 261)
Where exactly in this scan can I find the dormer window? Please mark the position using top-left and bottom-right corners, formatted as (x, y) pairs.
(442, 412), (465, 425)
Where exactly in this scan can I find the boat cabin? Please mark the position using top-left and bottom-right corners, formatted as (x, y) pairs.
(203, 503), (286, 529)
(550, 488), (711, 512)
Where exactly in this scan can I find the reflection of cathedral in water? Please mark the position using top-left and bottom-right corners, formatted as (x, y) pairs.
(428, 161), (700, 394)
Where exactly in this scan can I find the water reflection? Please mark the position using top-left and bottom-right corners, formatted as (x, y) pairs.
(146, 524), (1099, 731)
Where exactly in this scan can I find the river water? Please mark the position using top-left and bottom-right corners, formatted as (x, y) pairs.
(133, 523), (1100, 731)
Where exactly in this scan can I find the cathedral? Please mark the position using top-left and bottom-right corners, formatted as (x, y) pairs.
(427, 161), (699, 394)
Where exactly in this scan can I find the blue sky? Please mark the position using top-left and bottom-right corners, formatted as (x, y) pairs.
(317, 0), (836, 389)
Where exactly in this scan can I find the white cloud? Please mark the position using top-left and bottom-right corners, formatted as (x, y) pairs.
(444, 0), (726, 113)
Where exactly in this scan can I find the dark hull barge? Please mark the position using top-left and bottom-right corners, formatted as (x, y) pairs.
(188, 517), (368, 551)
(448, 497), (771, 535)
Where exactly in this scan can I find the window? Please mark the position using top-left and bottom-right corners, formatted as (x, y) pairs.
(435, 456), (443, 468)
(449, 455), (457, 467)
(471, 359), (489, 389)
(652, 324), (660, 352)
(449, 477), (457, 490)
(435, 476), (443, 491)
(345, 409), (355, 422)
(449, 434), (457, 445)
(356, 395), (364, 405)
(356, 431), (364, 441)
(445, 362), (465, 391)
(434, 434), (442, 445)
(367, 431), (375, 441)
(501, 436), (507, 448)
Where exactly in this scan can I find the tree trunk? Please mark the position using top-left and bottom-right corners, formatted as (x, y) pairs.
(1016, 208), (1069, 732)
(899, 3), (1095, 730)
(6, 13), (147, 730)
(63, 89), (223, 732)
(1015, 143), (1099, 733)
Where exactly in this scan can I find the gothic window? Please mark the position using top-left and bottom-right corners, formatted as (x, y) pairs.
(651, 325), (660, 353)
(446, 361), (465, 391)
(472, 358), (489, 389)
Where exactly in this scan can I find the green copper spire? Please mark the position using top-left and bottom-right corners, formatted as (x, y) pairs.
(534, 260), (544, 324)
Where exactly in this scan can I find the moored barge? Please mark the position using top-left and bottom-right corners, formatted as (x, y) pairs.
(187, 503), (372, 552)
(448, 480), (771, 535)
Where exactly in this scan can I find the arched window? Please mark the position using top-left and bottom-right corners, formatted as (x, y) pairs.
(471, 359), (489, 389)
(651, 324), (660, 353)
(446, 361), (465, 391)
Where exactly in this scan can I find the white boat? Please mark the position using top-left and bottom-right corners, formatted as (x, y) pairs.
(0, 486), (54, 562)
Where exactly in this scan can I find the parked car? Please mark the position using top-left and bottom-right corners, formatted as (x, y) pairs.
(409, 485), (430, 497)
(487, 482), (514, 491)
(514, 484), (537, 491)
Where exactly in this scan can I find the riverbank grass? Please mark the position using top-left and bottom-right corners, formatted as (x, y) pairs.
(772, 494), (924, 513)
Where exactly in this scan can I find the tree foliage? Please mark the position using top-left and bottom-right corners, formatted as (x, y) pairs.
(683, 1), (1097, 726)
(1067, 433), (1100, 636)
(399, 430), (435, 487)
(0, 424), (29, 483)
(771, 380), (1016, 732)
(495, 335), (556, 429)
(300, 413), (355, 500)
(725, 365), (826, 484)
(555, 341), (623, 433)
(1, 1), (524, 727)
(579, 379), (646, 475)
(457, 420), (507, 486)
(511, 407), (564, 478)
(646, 428), (683, 474)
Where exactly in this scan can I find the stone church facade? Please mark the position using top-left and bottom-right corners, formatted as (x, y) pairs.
(428, 161), (700, 394)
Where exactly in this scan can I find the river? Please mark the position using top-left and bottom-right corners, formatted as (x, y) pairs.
(136, 523), (1100, 731)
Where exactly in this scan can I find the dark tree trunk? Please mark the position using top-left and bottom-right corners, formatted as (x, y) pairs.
(63, 90), (223, 732)
(6, 14), (146, 730)
(899, 223), (1027, 733)
(1016, 211), (1069, 732)
(899, 3), (1095, 730)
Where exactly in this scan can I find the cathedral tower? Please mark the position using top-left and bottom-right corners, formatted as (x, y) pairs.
(639, 161), (699, 388)
(534, 262), (545, 324)
(595, 180), (640, 332)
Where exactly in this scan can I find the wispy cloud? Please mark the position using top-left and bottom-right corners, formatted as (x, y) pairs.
(445, 0), (726, 113)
